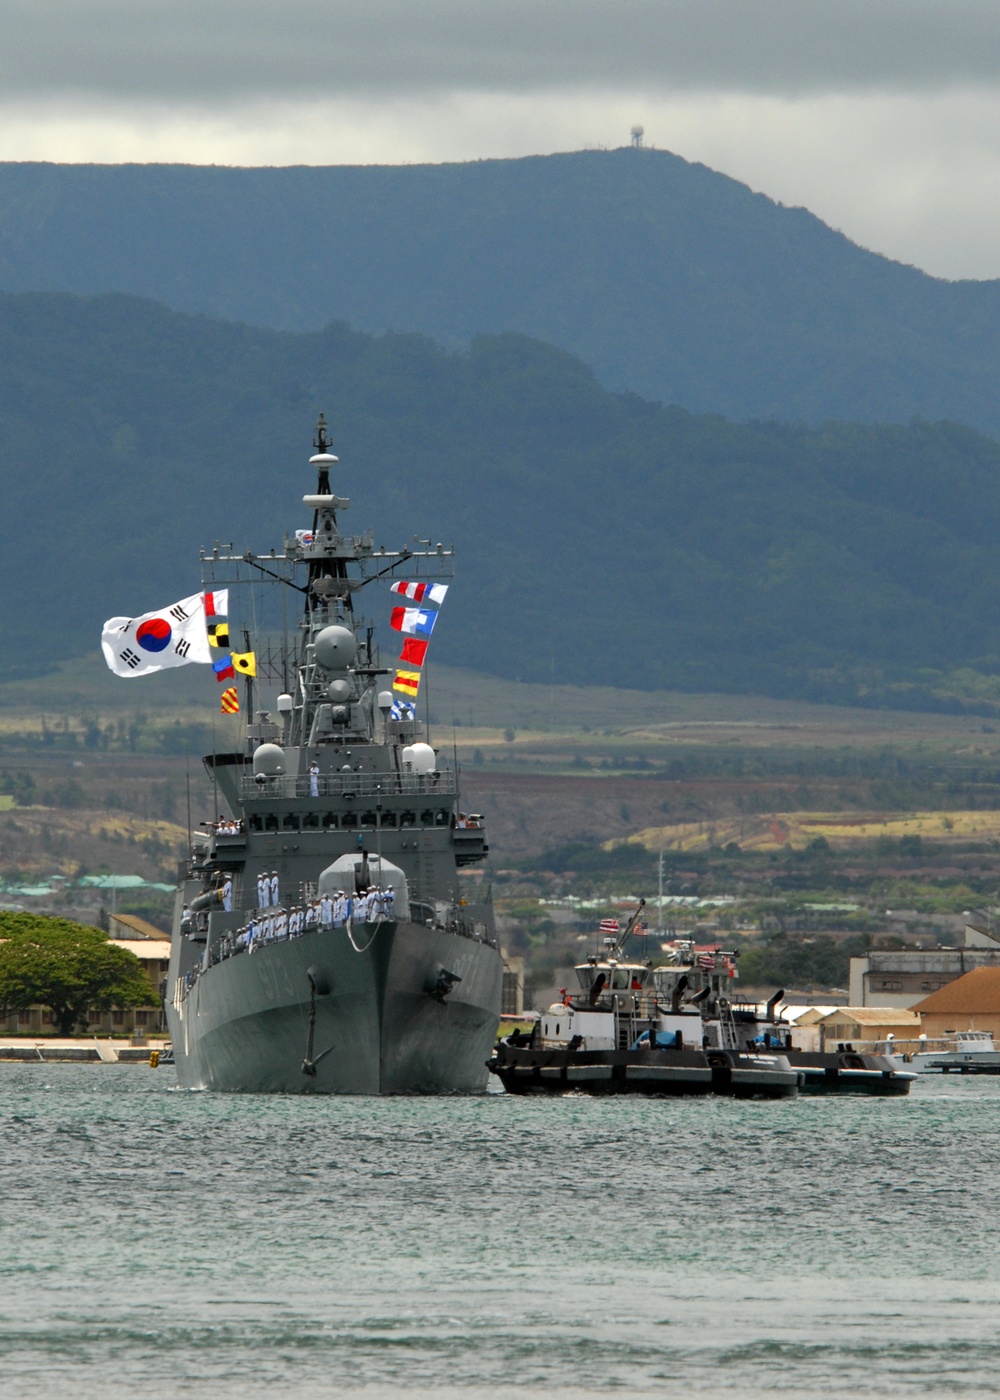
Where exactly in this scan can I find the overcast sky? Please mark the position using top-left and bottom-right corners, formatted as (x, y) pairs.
(4, 0), (1000, 278)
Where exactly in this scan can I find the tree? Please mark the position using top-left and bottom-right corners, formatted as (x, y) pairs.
(0, 913), (153, 1035)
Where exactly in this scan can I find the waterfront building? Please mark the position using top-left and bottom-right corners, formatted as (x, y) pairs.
(849, 913), (1000, 1007)
(909, 966), (1000, 1042)
(817, 1006), (921, 1051)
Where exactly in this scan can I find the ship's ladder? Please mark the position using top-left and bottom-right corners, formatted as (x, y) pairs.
(718, 1003), (740, 1050)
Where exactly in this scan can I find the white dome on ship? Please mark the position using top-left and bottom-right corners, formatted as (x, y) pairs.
(253, 743), (285, 776)
(407, 742), (436, 775)
(314, 625), (356, 671)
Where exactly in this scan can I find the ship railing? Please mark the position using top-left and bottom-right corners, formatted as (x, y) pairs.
(409, 900), (498, 948)
(175, 892), (496, 1003)
(238, 771), (458, 801)
(175, 891), (401, 999)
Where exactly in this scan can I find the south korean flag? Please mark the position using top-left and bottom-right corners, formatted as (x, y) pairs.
(101, 591), (213, 678)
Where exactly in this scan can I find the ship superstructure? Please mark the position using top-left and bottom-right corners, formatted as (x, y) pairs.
(164, 418), (502, 1092)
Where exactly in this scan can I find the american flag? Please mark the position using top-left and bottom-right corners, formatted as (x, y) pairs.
(599, 918), (620, 935)
(697, 953), (716, 970)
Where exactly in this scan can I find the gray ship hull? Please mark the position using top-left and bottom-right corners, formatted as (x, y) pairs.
(166, 919), (502, 1093)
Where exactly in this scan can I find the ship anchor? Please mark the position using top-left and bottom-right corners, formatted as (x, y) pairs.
(302, 967), (335, 1077)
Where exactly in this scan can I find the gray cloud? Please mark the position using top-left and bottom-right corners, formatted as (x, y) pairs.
(5, 1), (1000, 101)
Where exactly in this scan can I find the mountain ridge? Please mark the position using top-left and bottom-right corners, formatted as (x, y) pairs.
(2, 150), (1000, 432)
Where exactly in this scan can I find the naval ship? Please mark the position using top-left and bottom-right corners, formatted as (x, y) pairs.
(164, 418), (503, 1092)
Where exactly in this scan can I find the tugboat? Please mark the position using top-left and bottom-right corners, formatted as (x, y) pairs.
(164, 417), (503, 1092)
(489, 915), (915, 1098)
(730, 991), (916, 1095)
(488, 906), (802, 1099)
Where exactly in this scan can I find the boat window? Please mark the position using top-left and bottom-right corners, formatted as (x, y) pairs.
(400, 811), (416, 828)
(341, 812), (358, 828)
(420, 809), (435, 826)
(628, 968), (649, 989)
(249, 815), (263, 832)
(361, 811), (377, 827)
(264, 814), (278, 831)
(577, 967), (603, 990)
(611, 969), (631, 989)
(322, 813), (338, 830)
(380, 811), (397, 828)
(435, 809), (449, 826)
(282, 814), (300, 831)
(302, 813), (319, 829)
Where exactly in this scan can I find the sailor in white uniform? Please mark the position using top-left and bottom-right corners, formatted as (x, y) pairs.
(222, 876), (233, 912)
(269, 871), (279, 907)
(309, 760), (320, 797)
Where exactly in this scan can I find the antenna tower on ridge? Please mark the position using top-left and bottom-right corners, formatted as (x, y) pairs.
(630, 125), (644, 149)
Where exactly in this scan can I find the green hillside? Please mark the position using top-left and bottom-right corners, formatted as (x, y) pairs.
(1, 152), (1000, 432)
(5, 289), (1000, 711)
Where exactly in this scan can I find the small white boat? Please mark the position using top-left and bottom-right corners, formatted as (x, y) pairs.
(910, 1031), (1000, 1074)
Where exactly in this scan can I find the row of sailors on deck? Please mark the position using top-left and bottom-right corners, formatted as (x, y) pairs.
(208, 878), (395, 924)
(223, 888), (396, 956)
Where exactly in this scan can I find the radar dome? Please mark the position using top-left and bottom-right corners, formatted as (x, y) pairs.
(408, 742), (436, 775)
(327, 678), (352, 702)
(314, 625), (356, 671)
(253, 743), (285, 776)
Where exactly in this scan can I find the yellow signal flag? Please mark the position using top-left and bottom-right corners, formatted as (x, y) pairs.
(393, 669), (421, 697)
(220, 686), (240, 714)
(208, 623), (230, 648)
(231, 651), (257, 677)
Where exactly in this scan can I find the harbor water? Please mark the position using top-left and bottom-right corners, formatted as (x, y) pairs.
(1, 1066), (998, 1398)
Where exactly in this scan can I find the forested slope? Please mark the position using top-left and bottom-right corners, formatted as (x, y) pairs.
(5, 290), (1000, 711)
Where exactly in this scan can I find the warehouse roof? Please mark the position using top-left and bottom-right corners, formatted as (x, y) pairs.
(820, 1007), (921, 1027)
(108, 913), (167, 941)
(911, 965), (1000, 1015)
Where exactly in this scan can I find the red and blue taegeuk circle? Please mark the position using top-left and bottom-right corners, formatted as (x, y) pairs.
(136, 617), (172, 652)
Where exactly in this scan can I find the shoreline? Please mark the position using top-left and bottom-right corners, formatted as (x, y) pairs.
(0, 1038), (166, 1064)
